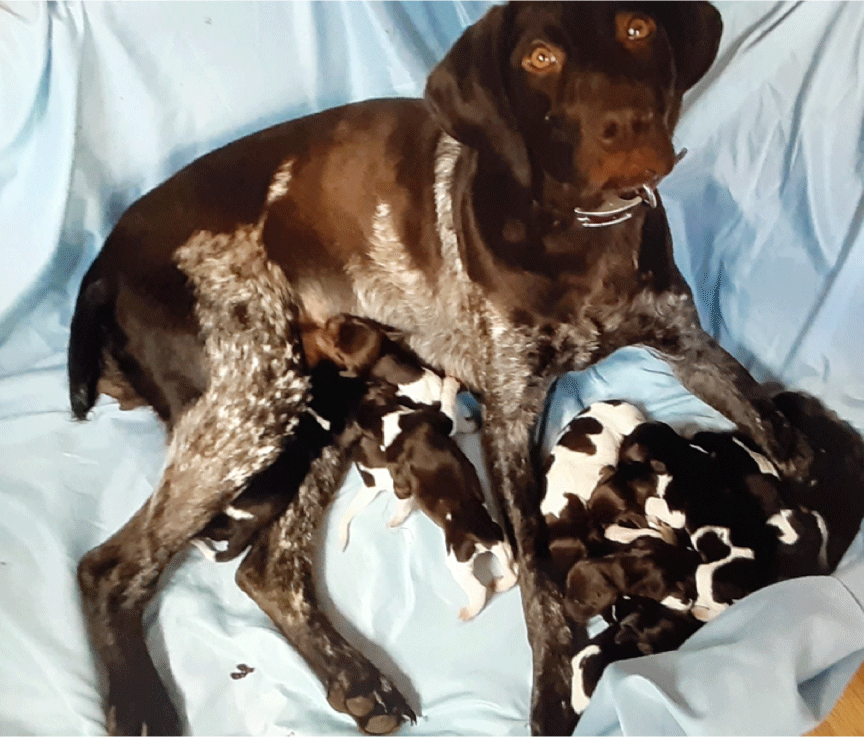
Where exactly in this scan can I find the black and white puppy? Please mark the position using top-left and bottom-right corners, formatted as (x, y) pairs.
(542, 401), (647, 583)
(569, 595), (702, 714)
(335, 324), (516, 622)
(194, 356), (366, 562)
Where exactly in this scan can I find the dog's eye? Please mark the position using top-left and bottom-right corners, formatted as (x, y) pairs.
(627, 17), (653, 40)
(616, 12), (656, 43)
(522, 44), (563, 74)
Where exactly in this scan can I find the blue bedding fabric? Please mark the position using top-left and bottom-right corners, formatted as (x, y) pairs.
(1, 1), (863, 734)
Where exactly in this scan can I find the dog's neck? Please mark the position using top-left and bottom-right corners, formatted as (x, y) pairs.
(456, 146), (658, 318)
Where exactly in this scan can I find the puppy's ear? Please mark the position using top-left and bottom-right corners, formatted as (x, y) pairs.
(649, 2), (723, 92)
(299, 323), (330, 369)
(424, 4), (531, 188)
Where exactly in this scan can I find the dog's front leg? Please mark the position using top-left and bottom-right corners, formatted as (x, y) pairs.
(480, 384), (585, 736)
(640, 290), (811, 477)
(236, 443), (417, 736)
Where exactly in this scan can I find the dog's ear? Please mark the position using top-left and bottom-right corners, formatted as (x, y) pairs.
(650, 2), (723, 92)
(424, 4), (531, 189)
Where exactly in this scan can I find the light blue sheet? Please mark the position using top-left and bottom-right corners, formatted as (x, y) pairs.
(1, 2), (862, 735)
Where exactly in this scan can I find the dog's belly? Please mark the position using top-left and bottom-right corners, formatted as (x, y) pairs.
(275, 134), (499, 390)
(292, 261), (487, 390)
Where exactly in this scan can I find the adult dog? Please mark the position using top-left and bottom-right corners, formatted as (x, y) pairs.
(68, 2), (810, 735)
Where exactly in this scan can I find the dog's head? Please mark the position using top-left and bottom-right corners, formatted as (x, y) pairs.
(425, 1), (721, 223)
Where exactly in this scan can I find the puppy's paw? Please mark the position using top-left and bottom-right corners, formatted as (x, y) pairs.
(327, 669), (417, 735)
(492, 569), (518, 593)
(454, 413), (480, 435)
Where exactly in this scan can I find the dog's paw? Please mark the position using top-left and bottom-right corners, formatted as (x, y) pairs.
(524, 578), (579, 736)
(771, 427), (814, 480)
(105, 652), (183, 735)
(105, 678), (183, 736)
(530, 688), (578, 737)
(326, 669), (417, 735)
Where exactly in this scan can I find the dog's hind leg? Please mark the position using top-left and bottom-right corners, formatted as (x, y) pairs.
(77, 228), (311, 736)
(236, 444), (418, 735)
(78, 372), (309, 735)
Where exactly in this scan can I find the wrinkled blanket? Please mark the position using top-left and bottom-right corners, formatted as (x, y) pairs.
(1, 2), (863, 734)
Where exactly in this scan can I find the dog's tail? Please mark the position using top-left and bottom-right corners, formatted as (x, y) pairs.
(68, 253), (114, 420)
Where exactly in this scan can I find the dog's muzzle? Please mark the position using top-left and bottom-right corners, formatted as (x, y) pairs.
(574, 149), (687, 228)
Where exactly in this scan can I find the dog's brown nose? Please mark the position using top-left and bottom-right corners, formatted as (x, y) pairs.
(587, 145), (675, 193)
(597, 109), (656, 150)
(582, 96), (675, 191)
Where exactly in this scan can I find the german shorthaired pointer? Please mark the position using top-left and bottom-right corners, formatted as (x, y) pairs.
(543, 394), (864, 717)
(68, 2), (813, 734)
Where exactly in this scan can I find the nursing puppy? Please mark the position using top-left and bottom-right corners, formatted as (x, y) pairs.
(542, 401), (647, 581)
(563, 535), (698, 624)
(569, 595), (701, 716)
(374, 407), (518, 621)
(193, 359), (362, 562)
(193, 316), (384, 561)
(331, 323), (516, 622)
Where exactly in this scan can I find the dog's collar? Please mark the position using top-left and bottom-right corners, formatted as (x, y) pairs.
(573, 186), (656, 228)
(573, 148), (687, 229)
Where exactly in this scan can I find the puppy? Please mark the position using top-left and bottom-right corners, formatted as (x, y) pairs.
(542, 401), (647, 581)
(330, 323), (516, 621)
(381, 408), (518, 621)
(569, 596), (701, 716)
(193, 332), (370, 561)
(564, 535), (699, 624)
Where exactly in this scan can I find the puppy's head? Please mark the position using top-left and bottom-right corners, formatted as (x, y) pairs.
(565, 560), (620, 622)
(612, 596), (701, 654)
(425, 1), (721, 219)
(301, 315), (383, 375)
(619, 421), (690, 475)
